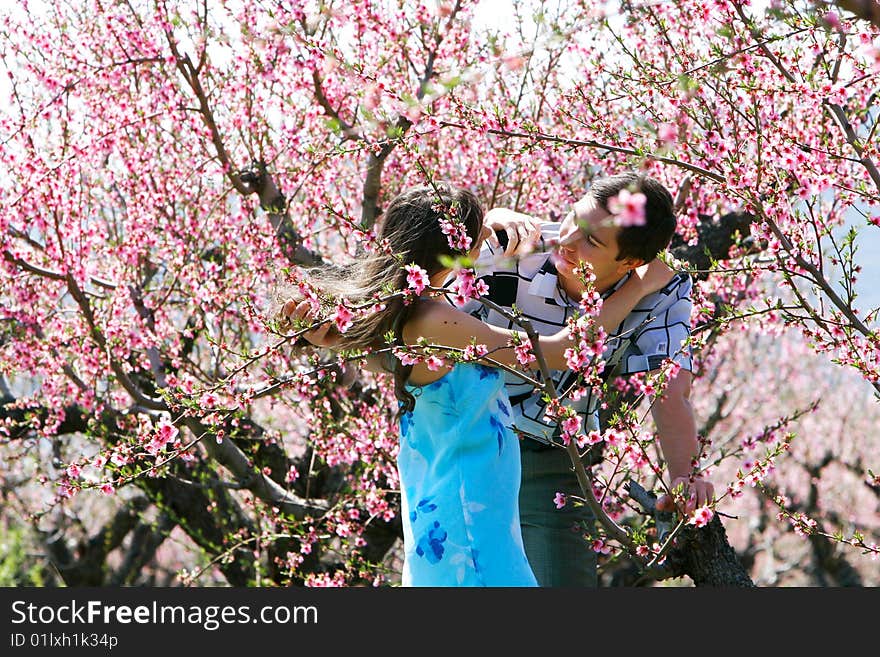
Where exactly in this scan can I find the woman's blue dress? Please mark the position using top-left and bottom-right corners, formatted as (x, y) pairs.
(398, 363), (537, 587)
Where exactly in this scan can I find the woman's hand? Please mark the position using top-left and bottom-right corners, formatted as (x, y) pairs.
(630, 258), (676, 296)
(280, 299), (337, 348)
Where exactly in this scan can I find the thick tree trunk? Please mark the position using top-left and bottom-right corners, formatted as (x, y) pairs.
(663, 517), (756, 586)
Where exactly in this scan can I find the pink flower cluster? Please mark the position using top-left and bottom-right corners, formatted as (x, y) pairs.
(405, 263), (430, 295)
(579, 289), (602, 317)
(439, 217), (472, 252)
(447, 267), (488, 307)
(462, 343), (489, 360)
(144, 420), (179, 456)
(563, 325), (606, 371)
(394, 347), (423, 366)
(297, 281), (321, 313)
(785, 511), (819, 538)
(559, 412), (580, 446)
(425, 354), (446, 371)
(657, 122), (678, 145)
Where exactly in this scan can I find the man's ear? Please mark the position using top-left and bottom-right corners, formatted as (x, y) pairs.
(622, 257), (645, 272)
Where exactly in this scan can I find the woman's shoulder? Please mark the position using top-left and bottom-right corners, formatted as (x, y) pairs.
(401, 299), (462, 341)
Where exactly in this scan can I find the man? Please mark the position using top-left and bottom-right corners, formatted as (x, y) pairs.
(471, 172), (714, 587)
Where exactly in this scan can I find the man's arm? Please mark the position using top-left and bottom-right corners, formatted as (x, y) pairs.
(650, 370), (714, 512)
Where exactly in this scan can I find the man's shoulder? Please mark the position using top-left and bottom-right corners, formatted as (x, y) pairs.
(639, 271), (692, 309)
(614, 271), (693, 335)
(666, 270), (693, 297)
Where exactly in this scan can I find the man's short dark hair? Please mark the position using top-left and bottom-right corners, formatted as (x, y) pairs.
(590, 172), (675, 264)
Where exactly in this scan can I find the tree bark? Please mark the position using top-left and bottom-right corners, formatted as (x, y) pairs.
(662, 516), (756, 586)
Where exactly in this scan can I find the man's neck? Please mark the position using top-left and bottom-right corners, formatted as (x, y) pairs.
(557, 270), (623, 300)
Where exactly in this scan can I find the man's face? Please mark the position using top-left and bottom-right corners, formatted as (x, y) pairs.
(555, 194), (638, 293)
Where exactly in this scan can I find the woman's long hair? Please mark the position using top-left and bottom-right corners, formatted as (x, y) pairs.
(308, 182), (484, 412)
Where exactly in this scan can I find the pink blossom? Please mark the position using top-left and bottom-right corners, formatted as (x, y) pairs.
(100, 482), (116, 496)
(58, 483), (76, 500)
(146, 421), (179, 456)
(607, 189), (646, 227)
(554, 492), (567, 509)
(561, 415), (580, 436)
(604, 428), (625, 447)
(688, 506), (714, 527)
(565, 345), (590, 370)
(199, 392), (219, 408)
(333, 304), (354, 333)
(425, 355), (445, 371)
(664, 358), (682, 379)
(447, 267), (484, 306)
(823, 11), (841, 30)
(658, 122), (678, 144)
(66, 464), (81, 479)
(394, 348), (423, 366)
(514, 339), (536, 365)
(156, 421), (179, 444)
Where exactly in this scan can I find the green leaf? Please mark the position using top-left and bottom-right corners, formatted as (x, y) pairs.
(678, 74), (697, 93)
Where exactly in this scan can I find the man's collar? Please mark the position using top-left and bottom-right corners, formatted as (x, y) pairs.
(538, 259), (631, 305)
(602, 271), (632, 299)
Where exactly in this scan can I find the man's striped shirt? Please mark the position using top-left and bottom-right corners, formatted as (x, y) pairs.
(461, 222), (693, 445)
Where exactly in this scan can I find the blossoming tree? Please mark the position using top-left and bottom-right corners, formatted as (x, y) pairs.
(1, 0), (877, 586)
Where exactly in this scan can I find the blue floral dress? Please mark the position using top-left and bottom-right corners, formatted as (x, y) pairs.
(398, 363), (537, 587)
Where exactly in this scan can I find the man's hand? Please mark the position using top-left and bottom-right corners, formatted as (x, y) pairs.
(280, 299), (337, 348)
(631, 258), (676, 297)
(484, 208), (542, 257)
(650, 371), (714, 516)
(655, 474), (715, 515)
